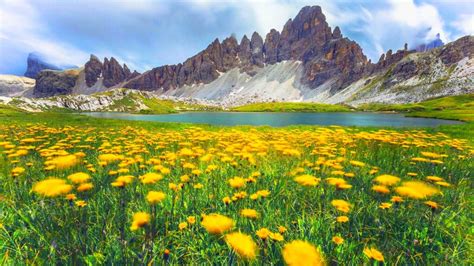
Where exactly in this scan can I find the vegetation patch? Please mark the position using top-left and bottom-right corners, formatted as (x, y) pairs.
(359, 94), (474, 122)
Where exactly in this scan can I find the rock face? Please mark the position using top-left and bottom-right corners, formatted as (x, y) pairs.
(33, 69), (80, 98)
(123, 6), (369, 93)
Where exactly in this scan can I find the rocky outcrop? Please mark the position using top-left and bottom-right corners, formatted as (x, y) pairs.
(33, 69), (80, 98)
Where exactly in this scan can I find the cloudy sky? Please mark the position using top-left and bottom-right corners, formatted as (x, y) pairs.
(0, 0), (472, 75)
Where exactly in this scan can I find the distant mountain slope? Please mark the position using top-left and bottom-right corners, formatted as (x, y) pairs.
(416, 33), (445, 52)
(32, 55), (139, 97)
(24, 52), (77, 78)
(0, 75), (35, 97)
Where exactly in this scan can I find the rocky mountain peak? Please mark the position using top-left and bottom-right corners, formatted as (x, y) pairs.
(250, 32), (264, 67)
(123, 5), (367, 92)
(83, 54), (137, 88)
(84, 54), (103, 87)
(263, 29), (280, 64)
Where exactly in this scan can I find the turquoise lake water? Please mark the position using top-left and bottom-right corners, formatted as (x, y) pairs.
(81, 112), (462, 127)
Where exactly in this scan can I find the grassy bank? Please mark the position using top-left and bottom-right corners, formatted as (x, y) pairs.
(358, 94), (474, 122)
(231, 102), (352, 112)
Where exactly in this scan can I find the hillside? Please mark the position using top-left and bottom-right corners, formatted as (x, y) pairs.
(0, 88), (220, 114)
(359, 94), (474, 122)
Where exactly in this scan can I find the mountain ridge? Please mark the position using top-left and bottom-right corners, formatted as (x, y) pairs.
(2, 5), (472, 106)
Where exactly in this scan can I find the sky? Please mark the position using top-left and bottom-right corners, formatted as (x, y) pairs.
(0, 0), (472, 75)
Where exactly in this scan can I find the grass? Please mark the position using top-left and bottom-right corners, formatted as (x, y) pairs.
(0, 111), (472, 265)
(140, 98), (222, 114)
(358, 94), (474, 122)
(231, 102), (352, 112)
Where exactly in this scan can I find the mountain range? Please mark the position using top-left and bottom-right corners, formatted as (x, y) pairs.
(1, 6), (473, 108)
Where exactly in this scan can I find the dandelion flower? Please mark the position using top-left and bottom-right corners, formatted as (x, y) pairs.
(379, 202), (392, 209)
(282, 240), (325, 266)
(228, 177), (246, 189)
(257, 189), (270, 197)
(350, 160), (365, 167)
(77, 182), (94, 192)
(256, 228), (271, 240)
(390, 196), (404, 203)
(332, 236), (344, 245)
(11, 167), (25, 177)
(225, 232), (258, 260)
(193, 183), (204, 189)
(65, 193), (77, 201)
(331, 199), (352, 213)
(130, 212), (151, 231)
(32, 178), (72, 197)
(269, 232), (284, 241)
(241, 208), (259, 219)
(222, 196), (232, 205)
(424, 201), (439, 209)
(75, 200), (87, 208)
(372, 185), (390, 194)
(98, 153), (123, 163)
(68, 172), (91, 184)
(187, 216), (196, 224)
(45, 155), (79, 170)
(294, 175), (321, 187)
(201, 214), (234, 234)
(140, 173), (163, 184)
(111, 175), (133, 187)
(336, 216), (349, 223)
(278, 226), (287, 233)
(395, 181), (439, 199)
(178, 222), (188, 230)
(426, 175), (444, 182)
(363, 247), (384, 262)
(435, 181), (451, 187)
(373, 174), (400, 186)
(147, 191), (166, 204)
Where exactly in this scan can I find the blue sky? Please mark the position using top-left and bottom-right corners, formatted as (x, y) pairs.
(0, 0), (472, 75)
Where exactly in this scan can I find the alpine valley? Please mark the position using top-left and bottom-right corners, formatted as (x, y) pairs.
(0, 6), (473, 112)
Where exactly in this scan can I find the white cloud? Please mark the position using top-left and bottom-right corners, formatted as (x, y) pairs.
(451, 13), (474, 37)
(0, 0), (89, 67)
